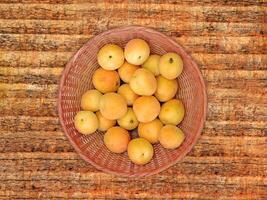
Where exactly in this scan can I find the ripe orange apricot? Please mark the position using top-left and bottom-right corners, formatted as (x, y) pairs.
(92, 68), (120, 93)
(104, 126), (130, 153)
(133, 96), (160, 123)
(99, 92), (127, 120)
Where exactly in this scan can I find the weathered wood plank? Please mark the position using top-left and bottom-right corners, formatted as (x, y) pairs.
(204, 70), (267, 89)
(0, 66), (63, 76)
(207, 79), (267, 90)
(0, 153), (265, 199)
(131, 0), (267, 7)
(0, 191), (197, 200)
(208, 88), (266, 99)
(0, 116), (61, 132)
(0, 172), (265, 199)
(0, 3), (265, 23)
(0, 98), (58, 117)
(0, 33), (91, 52)
(0, 131), (73, 153)
(204, 121), (266, 137)
(0, 34), (265, 54)
(0, 190), (264, 200)
(0, 19), (264, 37)
(1, 171), (266, 186)
(191, 136), (267, 157)
(194, 53), (267, 70)
(0, 83), (58, 98)
(207, 100), (267, 122)
(0, 74), (60, 85)
(0, 0), (265, 6)
(0, 74), (60, 84)
(0, 152), (79, 159)
(177, 36), (266, 54)
(0, 51), (72, 68)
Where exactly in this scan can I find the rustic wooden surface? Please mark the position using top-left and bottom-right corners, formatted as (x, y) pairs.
(0, 0), (266, 199)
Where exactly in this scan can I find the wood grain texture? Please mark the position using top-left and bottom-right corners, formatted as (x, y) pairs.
(0, 0), (266, 199)
(0, 0), (266, 6)
(0, 19), (265, 37)
(0, 3), (265, 23)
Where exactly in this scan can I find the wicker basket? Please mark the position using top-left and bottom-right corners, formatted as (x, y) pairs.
(58, 26), (207, 177)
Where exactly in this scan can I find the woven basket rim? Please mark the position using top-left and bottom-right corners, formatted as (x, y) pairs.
(58, 25), (208, 177)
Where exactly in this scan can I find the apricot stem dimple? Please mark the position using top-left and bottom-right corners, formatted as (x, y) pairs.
(138, 56), (142, 59)
(169, 58), (174, 63)
(130, 119), (134, 123)
(81, 118), (84, 122)
(109, 55), (112, 59)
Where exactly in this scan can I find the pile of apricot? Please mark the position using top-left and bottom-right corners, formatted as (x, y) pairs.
(74, 39), (185, 165)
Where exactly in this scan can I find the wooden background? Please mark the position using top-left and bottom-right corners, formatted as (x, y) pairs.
(0, 0), (266, 199)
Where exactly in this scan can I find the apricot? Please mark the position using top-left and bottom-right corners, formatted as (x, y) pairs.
(133, 96), (160, 123)
(138, 119), (163, 144)
(159, 52), (183, 79)
(99, 92), (127, 120)
(80, 89), (102, 112)
(118, 61), (139, 83)
(158, 125), (185, 149)
(155, 75), (178, 102)
(104, 126), (130, 153)
(96, 111), (116, 132)
(117, 108), (139, 130)
(129, 68), (157, 96)
(142, 54), (160, 76)
(92, 68), (120, 93)
(117, 84), (139, 106)
(159, 99), (185, 125)
(127, 138), (154, 165)
(97, 44), (124, 70)
(74, 111), (98, 135)
(124, 39), (150, 65)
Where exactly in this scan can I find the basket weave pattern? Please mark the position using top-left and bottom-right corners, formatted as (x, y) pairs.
(58, 26), (207, 177)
